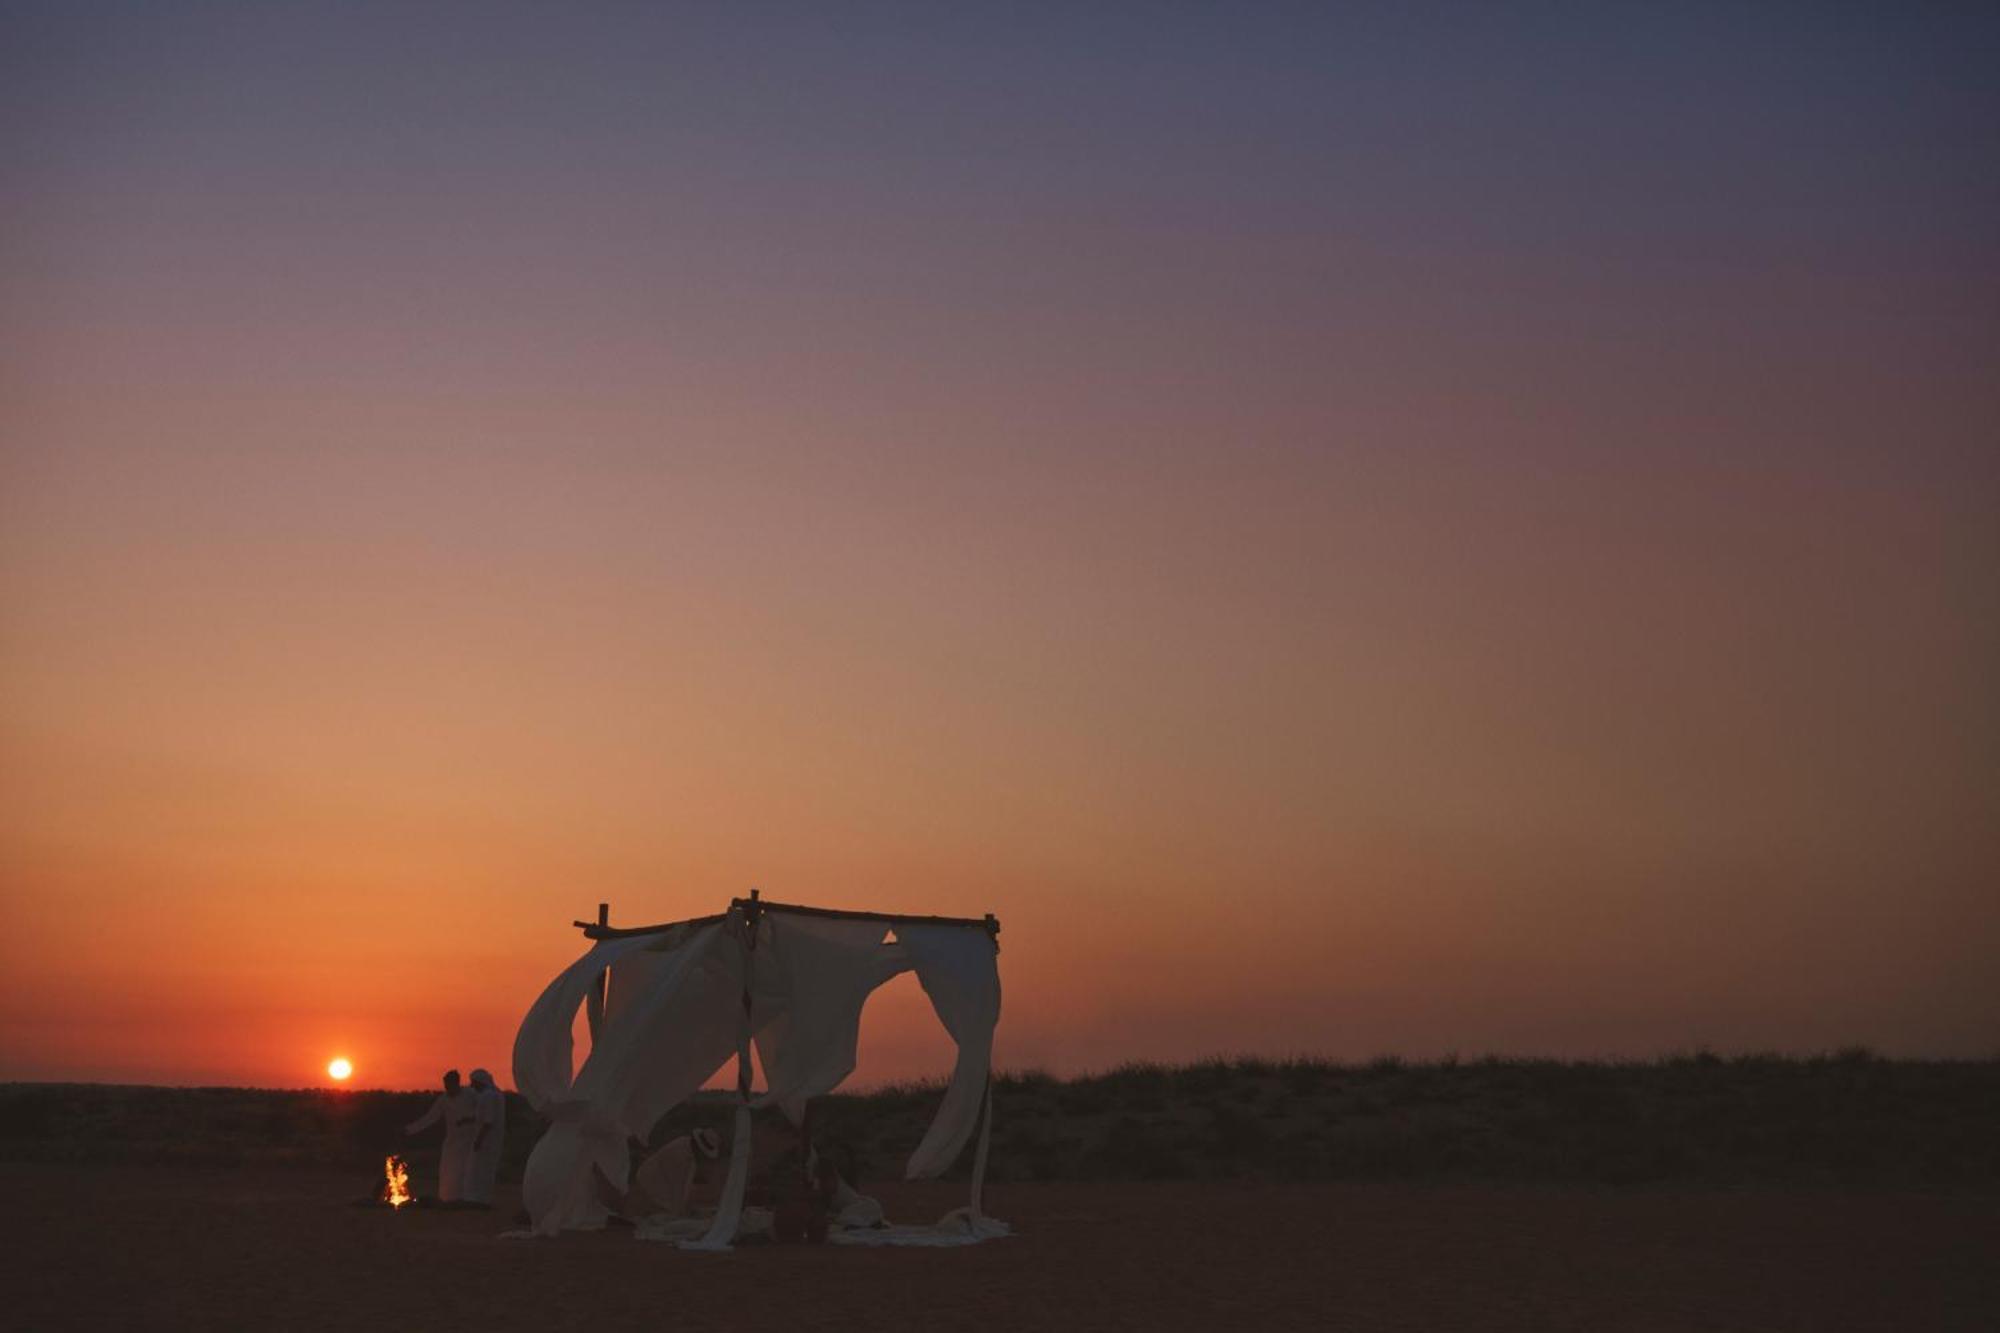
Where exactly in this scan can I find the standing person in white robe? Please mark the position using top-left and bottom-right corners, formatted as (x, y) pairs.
(403, 1069), (478, 1202)
(467, 1068), (506, 1205)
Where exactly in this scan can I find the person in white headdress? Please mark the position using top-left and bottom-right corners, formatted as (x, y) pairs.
(403, 1069), (478, 1202)
(625, 1127), (722, 1219)
(467, 1068), (506, 1205)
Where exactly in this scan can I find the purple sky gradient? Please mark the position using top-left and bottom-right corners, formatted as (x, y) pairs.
(2, 2), (1995, 1086)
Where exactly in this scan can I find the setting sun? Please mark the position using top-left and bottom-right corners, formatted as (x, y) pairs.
(326, 1058), (353, 1082)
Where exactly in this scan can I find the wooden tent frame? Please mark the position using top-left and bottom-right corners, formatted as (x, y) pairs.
(573, 888), (1001, 942)
(564, 889), (1002, 1247)
(572, 890), (998, 1045)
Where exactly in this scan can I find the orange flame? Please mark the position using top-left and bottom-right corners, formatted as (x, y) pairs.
(384, 1154), (412, 1209)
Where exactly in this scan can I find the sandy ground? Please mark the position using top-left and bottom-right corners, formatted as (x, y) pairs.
(2, 1163), (1994, 1331)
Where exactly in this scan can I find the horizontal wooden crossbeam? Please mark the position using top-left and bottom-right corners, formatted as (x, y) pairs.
(573, 893), (999, 940)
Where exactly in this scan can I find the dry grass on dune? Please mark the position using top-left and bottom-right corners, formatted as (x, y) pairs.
(4, 1051), (1997, 1193)
(921, 1050), (2000, 1187)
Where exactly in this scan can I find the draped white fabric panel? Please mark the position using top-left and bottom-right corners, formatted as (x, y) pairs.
(511, 933), (659, 1111)
(899, 924), (1004, 1179)
(750, 914), (914, 1121)
(581, 928), (742, 1141)
(513, 923), (728, 1234)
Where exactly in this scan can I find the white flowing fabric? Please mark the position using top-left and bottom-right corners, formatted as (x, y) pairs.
(828, 1214), (1011, 1247)
(899, 925), (1003, 1180)
(513, 924), (732, 1235)
(682, 1102), (752, 1250)
(684, 913), (903, 1250)
(683, 947), (756, 1255)
(511, 933), (658, 1110)
(578, 928), (742, 1138)
(631, 1136), (698, 1217)
(510, 932), (655, 1234)
(510, 907), (1002, 1239)
(751, 914), (913, 1120)
(831, 1176), (885, 1228)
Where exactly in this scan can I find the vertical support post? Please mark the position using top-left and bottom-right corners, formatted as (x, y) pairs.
(969, 1072), (994, 1220)
(688, 893), (759, 1250)
(799, 1097), (816, 1176)
(735, 889), (763, 1106)
(585, 902), (610, 1042)
(968, 921), (998, 1222)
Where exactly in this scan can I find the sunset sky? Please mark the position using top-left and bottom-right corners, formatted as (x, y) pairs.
(3, 3), (1995, 1090)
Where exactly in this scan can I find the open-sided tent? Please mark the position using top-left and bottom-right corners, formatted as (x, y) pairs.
(511, 892), (1002, 1247)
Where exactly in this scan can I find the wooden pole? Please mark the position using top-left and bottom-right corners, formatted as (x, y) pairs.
(737, 890), (759, 1100)
(585, 902), (610, 1041)
(692, 892), (760, 1250)
(595, 901), (610, 1014)
(969, 1071), (994, 1219)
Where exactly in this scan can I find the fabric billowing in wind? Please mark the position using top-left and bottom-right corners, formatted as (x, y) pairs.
(509, 906), (1001, 1238)
(750, 914), (912, 1121)
(899, 924), (1004, 1179)
(512, 923), (733, 1234)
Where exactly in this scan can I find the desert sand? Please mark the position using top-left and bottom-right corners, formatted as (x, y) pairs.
(3, 1162), (1994, 1331)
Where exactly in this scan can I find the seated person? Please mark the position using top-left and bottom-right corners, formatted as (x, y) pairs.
(622, 1126), (722, 1219)
(827, 1161), (885, 1229)
(742, 1113), (805, 1207)
(811, 1140), (885, 1228)
(766, 1139), (884, 1239)
(771, 1149), (838, 1244)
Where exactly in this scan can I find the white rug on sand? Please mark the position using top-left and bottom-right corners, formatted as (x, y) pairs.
(623, 1204), (1009, 1248)
(828, 1209), (1010, 1247)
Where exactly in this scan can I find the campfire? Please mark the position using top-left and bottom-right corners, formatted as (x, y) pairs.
(383, 1154), (413, 1209)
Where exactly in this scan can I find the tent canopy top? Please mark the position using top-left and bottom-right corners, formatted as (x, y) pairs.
(571, 891), (1001, 942)
(519, 888), (1005, 1243)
